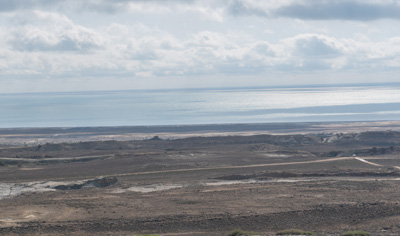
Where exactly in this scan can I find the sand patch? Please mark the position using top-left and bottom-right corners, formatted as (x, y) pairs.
(19, 167), (43, 170)
(111, 184), (183, 193)
(0, 177), (117, 200)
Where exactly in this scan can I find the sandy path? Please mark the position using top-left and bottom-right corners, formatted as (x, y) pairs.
(4, 156), (380, 183)
(107, 156), (355, 178)
(5, 156), (355, 183)
(354, 156), (400, 171)
(354, 157), (383, 167)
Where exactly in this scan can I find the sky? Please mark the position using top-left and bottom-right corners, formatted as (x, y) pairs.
(0, 0), (400, 93)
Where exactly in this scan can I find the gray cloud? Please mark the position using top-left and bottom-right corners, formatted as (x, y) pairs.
(0, 0), (57, 12)
(0, 0), (195, 13)
(228, 0), (400, 21)
(0, 0), (32, 12)
(2, 0), (400, 21)
(11, 34), (101, 52)
(294, 35), (340, 57)
(250, 42), (275, 57)
(228, 0), (268, 17)
(275, 1), (400, 21)
(80, 0), (196, 14)
(0, 0), (26, 12)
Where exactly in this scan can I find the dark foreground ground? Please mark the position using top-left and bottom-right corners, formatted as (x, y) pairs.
(1, 122), (400, 235)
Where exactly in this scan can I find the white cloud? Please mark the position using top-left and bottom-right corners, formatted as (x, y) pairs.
(1, 0), (400, 93)
(9, 11), (104, 52)
(2, 17), (400, 80)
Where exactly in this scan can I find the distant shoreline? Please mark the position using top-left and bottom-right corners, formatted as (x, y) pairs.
(0, 121), (353, 133)
(1, 120), (400, 146)
(2, 81), (400, 96)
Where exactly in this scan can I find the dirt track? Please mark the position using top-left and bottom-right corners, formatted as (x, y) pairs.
(108, 156), (355, 178)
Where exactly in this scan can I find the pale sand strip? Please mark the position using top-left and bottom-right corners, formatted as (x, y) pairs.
(354, 157), (383, 167)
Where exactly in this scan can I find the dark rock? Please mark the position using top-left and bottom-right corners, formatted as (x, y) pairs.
(54, 177), (118, 190)
(149, 136), (162, 141)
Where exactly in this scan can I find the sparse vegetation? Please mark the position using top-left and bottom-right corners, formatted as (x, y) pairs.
(228, 229), (258, 236)
(341, 230), (370, 236)
(2, 128), (400, 235)
(277, 229), (316, 235)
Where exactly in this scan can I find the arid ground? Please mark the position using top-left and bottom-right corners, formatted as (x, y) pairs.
(1, 121), (400, 235)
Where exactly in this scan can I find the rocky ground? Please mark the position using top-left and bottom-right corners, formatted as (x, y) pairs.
(1, 123), (400, 235)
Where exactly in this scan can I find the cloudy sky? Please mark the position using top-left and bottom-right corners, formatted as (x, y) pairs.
(1, 0), (400, 93)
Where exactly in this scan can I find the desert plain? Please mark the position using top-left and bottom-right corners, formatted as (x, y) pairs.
(1, 121), (400, 235)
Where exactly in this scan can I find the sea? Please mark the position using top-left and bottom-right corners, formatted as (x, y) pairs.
(1, 84), (400, 128)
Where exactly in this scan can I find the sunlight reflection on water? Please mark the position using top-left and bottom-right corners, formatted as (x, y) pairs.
(1, 85), (400, 128)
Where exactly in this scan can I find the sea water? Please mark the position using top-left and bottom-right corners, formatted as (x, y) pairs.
(1, 85), (400, 128)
